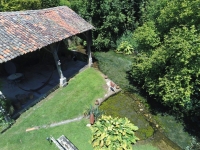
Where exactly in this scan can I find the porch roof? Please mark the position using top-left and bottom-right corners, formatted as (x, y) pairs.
(0, 6), (94, 63)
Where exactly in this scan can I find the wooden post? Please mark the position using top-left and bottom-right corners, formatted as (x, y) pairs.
(50, 43), (67, 87)
(86, 30), (92, 67)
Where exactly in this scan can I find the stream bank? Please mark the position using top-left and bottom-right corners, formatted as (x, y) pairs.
(75, 48), (197, 149)
(99, 92), (182, 150)
(93, 51), (196, 149)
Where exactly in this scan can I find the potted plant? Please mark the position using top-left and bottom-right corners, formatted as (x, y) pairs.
(88, 106), (103, 125)
(90, 111), (95, 125)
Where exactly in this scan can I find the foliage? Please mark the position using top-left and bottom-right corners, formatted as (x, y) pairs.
(133, 21), (160, 52)
(116, 31), (136, 48)
(67, 36), (83, 51)
(1, 0), (41, 11)
(91, 115), (139, 149)
(71, 0), (136, 51)
(129, 0), (200, 116)
(131, 25), (200, 114)
(41, 0), (60, 8)
(140, 0), (200, 37)
(0, 97), (6, 124)
(0, 68), (106, 150)
(0, 0), (62, 11)
(0, 97), (13, 130)
(85, 106), (103, 121)
(94, 51), (136, 91)
(116, 41), (134, 55)
(59, 0), (70, 6)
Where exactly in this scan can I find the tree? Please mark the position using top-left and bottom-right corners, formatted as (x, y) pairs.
(1, 0), (41, 11)
(71, 0), (137, 51)
(140, 0), (200, 37)
(0, 0), (61, 11)
(131, 0), (200, 115)
(132, 0), (200, 117)
(132, 25), (200, 114)
(41, 0), (60, 8)
(133, 21), (160, 52)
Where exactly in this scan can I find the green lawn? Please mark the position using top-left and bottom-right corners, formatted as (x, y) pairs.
(0, 68), (106, 150)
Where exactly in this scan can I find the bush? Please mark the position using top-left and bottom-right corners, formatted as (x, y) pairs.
(131, 26), (200, 115)
(132, 21), (160, 52)
(91, 115), (139, 150)
(116, 41), (134, 55)
(71, 0), (136, 51)
(2, 0), (41, 11)
(59, 0), (70, 6)
(116, 31), (137, 48)
(41, 0), (59, 8)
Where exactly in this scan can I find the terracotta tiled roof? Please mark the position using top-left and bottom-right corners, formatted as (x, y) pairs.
(0, 6), (94, 63)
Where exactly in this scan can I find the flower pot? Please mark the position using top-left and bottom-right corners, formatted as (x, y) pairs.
(90, 113), (95, 125)
(110, 81), (115, 88)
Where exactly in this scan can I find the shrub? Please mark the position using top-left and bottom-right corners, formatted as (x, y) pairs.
(133, 21), (160, 52)
(71, 0), (136, 51)
(131, 26), (200, 115)
(91, 115), (139, 150)
(41, 0), (59, 8)
(2, 0), (41, 11)
(116, 41), (134, 55)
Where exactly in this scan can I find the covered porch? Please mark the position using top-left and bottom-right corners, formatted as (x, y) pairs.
(0, 48), (88, 118)
(0, 6), (94, 119)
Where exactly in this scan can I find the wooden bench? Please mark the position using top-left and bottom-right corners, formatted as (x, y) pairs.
(50, 135), (78, 150)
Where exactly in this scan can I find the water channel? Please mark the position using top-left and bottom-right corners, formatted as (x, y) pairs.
(92, 51), (199, 150)
(75, 48), (199, 149)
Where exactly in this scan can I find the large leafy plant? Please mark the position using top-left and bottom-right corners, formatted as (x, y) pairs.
(116, 41), (134, 55)
(91, 115), (139, 149)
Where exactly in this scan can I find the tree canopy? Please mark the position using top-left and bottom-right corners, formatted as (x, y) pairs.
(70, 0), (137, 51)
(131, 0), (200, 116)
(0, 0), (200, 117)
(0, 0), (60, 11)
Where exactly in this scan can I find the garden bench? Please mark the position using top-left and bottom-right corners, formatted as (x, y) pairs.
(50, 135), (78, 150)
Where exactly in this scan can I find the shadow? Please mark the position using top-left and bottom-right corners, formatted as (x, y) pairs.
(126, 69), (170, 114)
(0, 50), (88, 120)
(92, 50), (200, 149)
(126, 69), (200, 147)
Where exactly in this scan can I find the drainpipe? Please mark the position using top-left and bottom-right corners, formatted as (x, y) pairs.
(50, 43), (67, 87)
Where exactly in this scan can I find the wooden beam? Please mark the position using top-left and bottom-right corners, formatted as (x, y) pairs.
(86, 30), (93, 67)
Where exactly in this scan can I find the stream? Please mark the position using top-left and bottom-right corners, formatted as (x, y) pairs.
(99, 91), (191, 150)
(91, 51), (199, 150)
(76, 49), (198, 150)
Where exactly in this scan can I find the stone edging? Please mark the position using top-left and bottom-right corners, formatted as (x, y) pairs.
(95, 75), (122, 106)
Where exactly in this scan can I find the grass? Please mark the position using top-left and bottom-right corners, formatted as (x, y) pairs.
(94, 51), (136, 91)
(0, 68), (106, 150)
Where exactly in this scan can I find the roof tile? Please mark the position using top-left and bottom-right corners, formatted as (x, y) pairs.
(0, 6), (94, 63)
